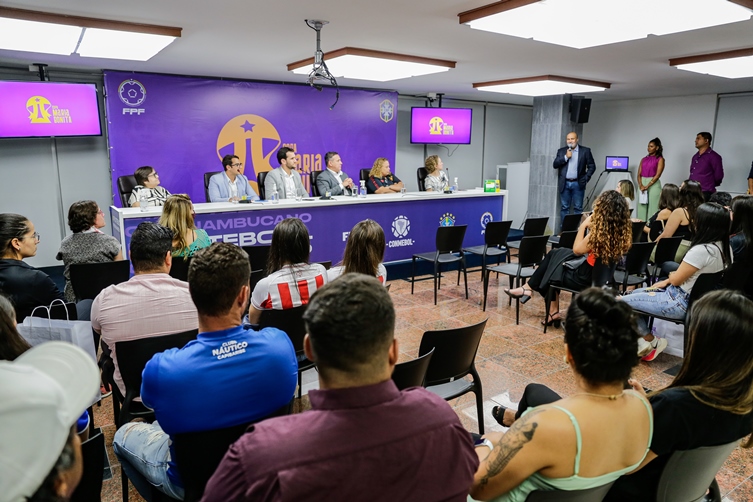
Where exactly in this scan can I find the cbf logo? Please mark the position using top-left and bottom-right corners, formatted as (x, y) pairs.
(429, 116), (455, 136)
(388, 215), (413, 248)
(480, 212), (493, 235)
(440, 213), (456, 227)
(380, 99), (394, 123)
(26, 96), (72, 124)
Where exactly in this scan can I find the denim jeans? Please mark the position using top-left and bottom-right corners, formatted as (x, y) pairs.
(560, 180), (585, 228)
(620, 284), (689, 335)
(113, 421), (184, 501)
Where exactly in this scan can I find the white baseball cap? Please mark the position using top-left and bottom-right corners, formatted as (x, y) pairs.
(0, 342), (99, 502)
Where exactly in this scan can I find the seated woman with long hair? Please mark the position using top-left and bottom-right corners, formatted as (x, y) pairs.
(730, 195), (753, 263)
(471, 288), (651, 501)
(505, 190), (632, 327)
(621, 202), (730, 361)
(605, 290), (753, 501)
(247, 218), (327, 324)
(327, 219), (387, 284)
(653, 179), (705, 262)
(644, 183), (680, 241)
(157, 194), (211, 257)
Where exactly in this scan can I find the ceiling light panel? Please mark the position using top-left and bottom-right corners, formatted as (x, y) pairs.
(473, 75), (610, 96)
(77, 28), (177, 61)
(0, 17), (80, 55)
(676, 54), (753, 78)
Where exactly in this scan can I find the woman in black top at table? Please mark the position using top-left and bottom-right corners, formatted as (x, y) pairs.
(366, 158), (404, 194)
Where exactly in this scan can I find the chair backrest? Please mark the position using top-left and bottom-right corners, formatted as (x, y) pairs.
(631, 220), (646, 243)
(655, 440), (739, 502)
(525, 482), (616, 501)
(557, 230), (578, 250)
(258, 304), (307, 353)
(592, 259), (617, 287)
(419, 319), (487, 385)
(257, 171), (268, 200)
(169, 256), (191, 282)
(172, 401), (292, 502)
(523, 217), (549, 236)
(687, 270), (724, 308)
(204, 171), (222, 202)
(484, 220), (513, 248)
(653, 236), (683, 265)
(314, 260), (332, 270)
(310, 170), (323, 196)
(722, 258), (753, 293)
(31, 301), (77, 321)
(116, 329), (199, 402)
(249, 269), (266, 292)
(70, 431), (105, 502)
(417, 167), (429, 191)
(70, 260), (132, 300)
(517, 235), (550, 267)
(360, 168), (371, 182)
(391, 348), (434, 390)
(624, 242), (656, 276)
(560, 213), (582, 233)
(435, 225), (467, 254)
(117, 175), (138, 207)
(649, 219), (665, 242)
(241, 245), (271, 272)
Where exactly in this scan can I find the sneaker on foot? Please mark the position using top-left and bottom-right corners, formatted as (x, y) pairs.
(100, 384), (112, 398)
(637, 338), (652, 357)
(642, 338), (668, 362)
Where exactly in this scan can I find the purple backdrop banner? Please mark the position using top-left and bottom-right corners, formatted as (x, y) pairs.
(104, 71), (398, 205)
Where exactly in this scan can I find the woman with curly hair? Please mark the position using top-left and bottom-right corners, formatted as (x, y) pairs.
(366, 158), (404, 194)
(157, 194), (211, 257)
(505, 190), (632, 327)
(424, 155), (449, 192)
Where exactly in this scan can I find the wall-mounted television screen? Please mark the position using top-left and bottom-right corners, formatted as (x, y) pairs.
(410, 107), (472, 144)
(0, 81), (101, 138)
(605, 156), (629, 172)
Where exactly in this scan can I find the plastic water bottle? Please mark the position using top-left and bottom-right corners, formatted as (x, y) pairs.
(359, 180), (367, 198)
(270, 181), (279, 204)
(452, 177), (458, 193)
(139, 191), (148, 212)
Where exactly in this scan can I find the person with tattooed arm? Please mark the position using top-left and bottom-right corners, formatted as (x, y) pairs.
(470, 288), (652, 501)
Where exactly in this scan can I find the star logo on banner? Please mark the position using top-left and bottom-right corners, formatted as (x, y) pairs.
(241, 120), (255, 133)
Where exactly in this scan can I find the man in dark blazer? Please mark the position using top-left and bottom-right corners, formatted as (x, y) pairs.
(316, 151), (356, 196)
(553, 131), (596, 228)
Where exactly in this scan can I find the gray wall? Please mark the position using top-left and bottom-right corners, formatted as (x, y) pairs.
(712, 93), (753, 194)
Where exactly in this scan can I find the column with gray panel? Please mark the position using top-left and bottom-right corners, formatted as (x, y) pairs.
(527, 95), (582, 233)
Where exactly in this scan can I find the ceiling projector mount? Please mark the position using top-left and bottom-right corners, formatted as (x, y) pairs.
(304, 19), (339, 109)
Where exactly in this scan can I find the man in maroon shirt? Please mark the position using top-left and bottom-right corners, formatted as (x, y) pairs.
(689, 132), (724, 201)
(202, 273), (478, 502)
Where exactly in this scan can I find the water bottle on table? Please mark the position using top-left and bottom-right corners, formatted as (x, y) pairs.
(270, 181), (279, 204)
(451, 177), (458, 193)
(139, 191), (148, 212)
(359, 180), (367, 198)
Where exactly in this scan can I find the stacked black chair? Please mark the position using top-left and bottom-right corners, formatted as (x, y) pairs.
(463, 220), (513, 281)
(411, 225), (469, 305)
(506, 217), (549, 261)
(391, 348), (434, 390)
(613, 242), (656, 293)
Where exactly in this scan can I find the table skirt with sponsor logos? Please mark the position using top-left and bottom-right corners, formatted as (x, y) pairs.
(110, 190), (507, 264)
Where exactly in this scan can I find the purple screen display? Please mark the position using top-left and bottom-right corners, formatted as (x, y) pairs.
(410, 107), (472, 144)
(605, 156), (629, 171)
(0, 81), (101, 138)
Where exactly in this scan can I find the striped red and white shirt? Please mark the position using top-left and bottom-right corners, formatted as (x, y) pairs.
(251, 263), (327, 311)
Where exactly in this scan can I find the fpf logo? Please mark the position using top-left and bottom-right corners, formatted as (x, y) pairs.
(480, 212), (493, 234)
(429, 116), (455, 136)
(380, 100), (394, 123)
(26, 96), (52, 123)
(440, 213), (456, 227)
(216, 114), (281, 194)
(119, 79), (147, 115)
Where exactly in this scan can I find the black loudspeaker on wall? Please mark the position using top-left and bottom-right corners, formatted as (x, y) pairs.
(570, 97), (592, 123)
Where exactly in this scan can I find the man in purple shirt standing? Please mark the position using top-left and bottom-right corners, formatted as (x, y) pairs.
(689, 132), (724, 201)
(202, 273), (479, 502)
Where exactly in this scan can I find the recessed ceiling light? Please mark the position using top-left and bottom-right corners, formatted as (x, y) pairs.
(0, 17), (80, 55)
(77, 28), (177, 61)
(459, 0), (753, 49)
(670, 47), (753, 78)
(473, 75), (610, 97)
(288, 47), (455, 82)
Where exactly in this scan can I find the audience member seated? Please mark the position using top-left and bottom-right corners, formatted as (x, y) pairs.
(617, 179), (636, 215)
(328, 219), (387, 284)
(424, 154), (449, 192)
(730, 195), (753, 263)
(0, 213), (66, 321)
(57, 200), (123, 303)
(113, 242), (297, 501)
(265, 147), (306, 200)
(606, 290), (753, 501)
(203, 273), (478, 501)
(709, 191), (732, 208)
(621, 203), (730, 361)
(0, 342), (99, 502)
(505, 190), (632, 327)
(158, 194), (211, 257)
(92, 222), (198, 399)
(653, 179), (705, 262)
(644, 183), (680, 241)
(129, 165), (171, 207)
(208, 154), (258, 202)
(468, 288), (652, 501)
(366, 157), (404, 194)
(247, 218), (327, 324)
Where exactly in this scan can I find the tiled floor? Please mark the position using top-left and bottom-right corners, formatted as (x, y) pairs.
(96, 271), (753, 501)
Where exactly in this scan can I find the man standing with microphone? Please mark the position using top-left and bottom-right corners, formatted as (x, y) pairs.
(553, 131), (596, 228)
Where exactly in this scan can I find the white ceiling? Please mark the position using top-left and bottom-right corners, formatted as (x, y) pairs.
(2, 0), (753, 106)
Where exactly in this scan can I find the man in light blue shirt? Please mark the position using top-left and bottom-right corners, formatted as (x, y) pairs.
(208, 154), (259, 202)
(553, 132), (596, 229)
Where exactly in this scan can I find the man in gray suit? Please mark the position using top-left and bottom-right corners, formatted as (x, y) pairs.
(316, 151), (356, 196)
(265, 147), (306, 200)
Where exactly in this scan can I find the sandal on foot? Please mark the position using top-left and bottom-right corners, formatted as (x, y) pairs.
(541, 312), (562, 328)
(503, 287), (532, 304)
(492, 405), (512, 427)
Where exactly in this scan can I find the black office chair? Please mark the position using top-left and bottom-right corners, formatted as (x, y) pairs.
(360, 168), (371, 182)
(70, 260), (131, 300)
(417, 167), (429, 191)
(463, 220), (513, 281)
(310, 170), (324, 196)
(507, 217), (549, 260)
(117, 175), (138, 207)
(632, 220), (647, 243)
(257, 171), (268, 200)
(552, 230), (578, 250)
(169, 256), (191, 282)
(548, 213), (581, 246)
(204, 171), (222, 202)
(411, 225), (469, 305)
(259, 305), (314, 398)
(420, 319), (487, 434)
(391, 348), (434, 390)
(242, 245), (271, 272)
(613, 242), (656, 293)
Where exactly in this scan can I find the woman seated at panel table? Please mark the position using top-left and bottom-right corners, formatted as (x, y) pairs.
(643, 184), (680, 241)
(129, 166), (171, 207)
(327, 219), (388, 284)
(470, 287), (652, 502)
(366, 158), (404, 194)
(158, 194), (211, 258)
(57, 200), (123, 303)
(424, 155), (449, 192)
(246, 218), (327, 324)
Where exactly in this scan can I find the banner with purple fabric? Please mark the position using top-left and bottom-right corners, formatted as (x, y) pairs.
(103, 71), (398, 206)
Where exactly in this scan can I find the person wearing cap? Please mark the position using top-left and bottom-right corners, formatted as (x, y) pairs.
(112, 242), (297, 501)
(0, 342), (99, 502)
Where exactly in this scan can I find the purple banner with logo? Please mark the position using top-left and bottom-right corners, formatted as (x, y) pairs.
(104, 71), (398, 206)
(114, 195), (503, 264)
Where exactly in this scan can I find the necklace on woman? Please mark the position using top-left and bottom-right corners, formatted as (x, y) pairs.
(572, 390), (625, 401)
